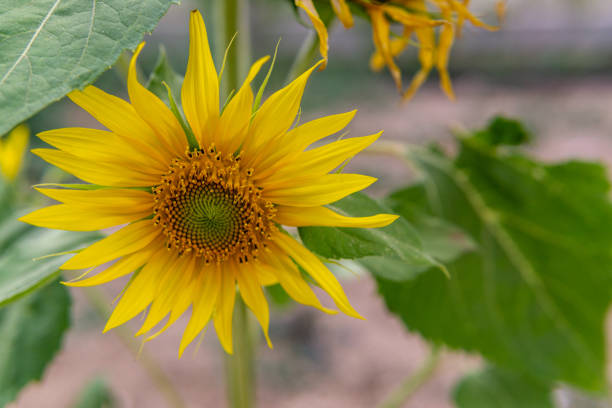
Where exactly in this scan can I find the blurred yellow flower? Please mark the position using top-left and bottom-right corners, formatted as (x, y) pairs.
(296, 0), (502, 100)
(0, 124), (28, 182)
(21, 10), (397, 356)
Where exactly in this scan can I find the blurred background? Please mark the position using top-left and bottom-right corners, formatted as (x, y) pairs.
(10, 0), (612, 407)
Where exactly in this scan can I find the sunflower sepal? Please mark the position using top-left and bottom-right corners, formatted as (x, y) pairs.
(252, 41), (279, 115)
(162, 81), (199, 150)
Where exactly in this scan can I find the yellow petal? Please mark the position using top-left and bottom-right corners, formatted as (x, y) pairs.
(236, 262), (272, 348)
(68, 86), (172, 165)
(35, 187), (153, 209)
(331, 0), (354, 28)
(128, 42), (187, 158)
(61, 220), (159, 270)
(181, 10), (219, 147)
(456, 0), (470, 35)
(65, 241), (161, 287)
(179, 263), (221, 357)
(255, 265), (278, 286)
(436, 8), (456, 100)
(264, 174), (377, 207)
(369, 7), (401, 90)
(32, 149), (160, 187)
(258, 251), (335, 314)
(136, 255), (192, 338)
(104, 251), (176, 331)
(253, 110), (356, 179)
(0, 124), (28, 181)
(19, 203), (151, 231)
(213, 263), (236, 354)
(295, 0), (328, 68)
(276, 205), (398, 228)
(383, 5), (446, 28)
(217, 56), (270, 154)
(245, 61), (323, 168)
(403, 27), (435, 101)
(264, 132), (382, 184)
(273, 232), (363, 319)
(38, 128), (166, 173)
(370, 33), (411, 72)
(447, 0), (499, 31)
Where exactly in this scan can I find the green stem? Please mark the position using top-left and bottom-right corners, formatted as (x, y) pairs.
(376, 345), (442, 408)
(82, 287), (187, 408)
(224, 297), (256, 408)
(214, 0), (250, 102)
(213, 1), (257, 407)
(286, 30), (320, 83)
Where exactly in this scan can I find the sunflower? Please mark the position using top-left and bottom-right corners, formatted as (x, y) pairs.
(0, 124), (28, 182)
(20, 10), (397, 356)
(296, 0), (501, 100)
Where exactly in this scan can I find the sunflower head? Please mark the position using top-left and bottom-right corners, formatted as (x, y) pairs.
(0, 124), (28, 182)
(21, 10), (397, 356)
(295, 0), (502, 100)
(153, 147), (276, 263)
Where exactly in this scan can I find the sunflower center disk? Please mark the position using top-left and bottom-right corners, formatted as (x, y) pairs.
(153, 146), (276, 263)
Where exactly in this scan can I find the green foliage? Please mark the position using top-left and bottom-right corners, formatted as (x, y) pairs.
(146, 45), (183, 107)
(0, 0), (179, 136)
(0, 181), (13, 217)
(266, 284), (293, 308)
(453, 366), (553, 408)
(0, 280), (71, 406)
(299, 192), (467, 280)
(377, 133), (612, 391)
(71, 378), (116, 408)
(0, 215), (100, 306)
(472, 116), (531, 147)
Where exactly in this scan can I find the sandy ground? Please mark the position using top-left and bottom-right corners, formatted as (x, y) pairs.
(10, 77), (612, 408)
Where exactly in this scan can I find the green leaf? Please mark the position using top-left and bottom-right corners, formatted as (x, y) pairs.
(298, 192), (448, 280)
(0, 280), (71, 406)
(472, 116), (531, 147)
(71, 377), (116, 408)
(0, 220), (100, 306)
(146, 45), (183, 107)
(386, 185), (477, 263)
(0, 0), (179, 136)
(453, 366), (554, 408)
(378, 138), (612, 391)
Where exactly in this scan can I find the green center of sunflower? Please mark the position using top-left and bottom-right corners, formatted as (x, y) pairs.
(153, 145), (276, 263)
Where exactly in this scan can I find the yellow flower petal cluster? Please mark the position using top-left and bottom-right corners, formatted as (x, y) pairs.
(20, 10), (398, 356)
(0, 124), (28, 182)
(296, 0), (501, 100)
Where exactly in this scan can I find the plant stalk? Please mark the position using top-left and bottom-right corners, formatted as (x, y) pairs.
(214, 0), (250, 101)
(286, 30), (320, 83)
(376, 345), (442, 408)
(213, 1), (257, 407)
(224, 297), (256, 408)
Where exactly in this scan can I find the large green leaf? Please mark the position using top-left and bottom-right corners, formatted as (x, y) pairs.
(298, 192), (452, 280)
(377, 138), (612, 391)
(453, 366), (554, 408)
(0, 216), (100, 306)
(0, 0), (178, 136)
(0, 281), (71, 406)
